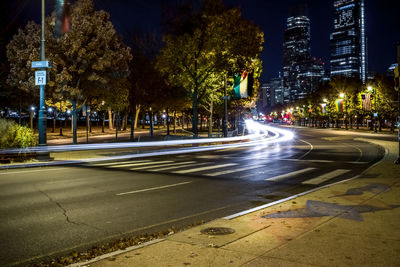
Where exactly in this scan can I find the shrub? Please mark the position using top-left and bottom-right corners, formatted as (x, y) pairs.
(0, 119), (37, 148)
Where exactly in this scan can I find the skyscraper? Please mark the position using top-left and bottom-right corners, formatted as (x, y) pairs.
(282, 6), (324, 103)
(330, 0), (367, 83)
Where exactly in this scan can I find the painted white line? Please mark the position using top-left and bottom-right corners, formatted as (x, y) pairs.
(150, 162), (206, 172)
(265, 167), (316, 181)
(87, 160), (151, 167)
(116, 181), (192, 196)
(224, 139), (391, 220)
(173, 163), (238, 174)
(280, 159), (334, 163)
(0, 168), (66, 175)
(302, 169), (350, 185)
(298, 139), (313, 159)
(129, 161), (195, 171)
(205, 165), (264, 177)
(107, 161), (173, 168)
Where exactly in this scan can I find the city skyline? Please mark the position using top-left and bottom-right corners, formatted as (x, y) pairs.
(6, 0), (400, 83)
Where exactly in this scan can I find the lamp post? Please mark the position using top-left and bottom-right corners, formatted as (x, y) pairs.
(339, 93), (347, 130)
(38, 0), (47, 145)
(395, 42), (400, 164)
(367, 86), (377, 133)
(323, 98), (329, 128)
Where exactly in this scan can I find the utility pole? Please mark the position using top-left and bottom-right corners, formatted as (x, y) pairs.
(395, 42), (400, 164)
(38, 0), (47, 145)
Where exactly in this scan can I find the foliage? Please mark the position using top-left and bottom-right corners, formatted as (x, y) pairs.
(157, 0), (264, 135)
(0, 119), (37, 148)
(6, 0), (132, 112)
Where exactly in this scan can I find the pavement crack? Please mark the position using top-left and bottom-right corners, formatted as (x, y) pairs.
(38, 189), (103, 232)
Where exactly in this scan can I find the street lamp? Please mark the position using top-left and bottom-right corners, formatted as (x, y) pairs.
(367, 86), (377, 133)
(339, 93), (348, 130)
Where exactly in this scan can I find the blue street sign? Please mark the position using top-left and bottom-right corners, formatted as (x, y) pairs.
(374, 113), (378, 117)
(31, 61), (50, 68)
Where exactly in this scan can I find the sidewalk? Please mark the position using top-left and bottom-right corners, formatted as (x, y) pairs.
(76, 139), (400, 267)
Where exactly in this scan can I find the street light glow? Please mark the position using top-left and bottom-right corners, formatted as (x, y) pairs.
(339, 93), (345, 98)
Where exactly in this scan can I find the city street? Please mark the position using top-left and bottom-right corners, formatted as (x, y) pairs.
(0, 126), (390, 266)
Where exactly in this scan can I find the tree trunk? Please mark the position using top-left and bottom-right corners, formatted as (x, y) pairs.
(130, 107), (135, 141)
(123, 113), (127, 131)
(192, 87), (198, 137)
(134, 104), (140, 129)
(30, 110), (34, 130)
(52, 110), (56, 133)
(208, 100), (213, 136)
(182, 112), (185, 129)
(102, 111), (105, 133)
(167, 108), (170, 135)
(108, 107), (113, 129)
(173, 110), (176, 134)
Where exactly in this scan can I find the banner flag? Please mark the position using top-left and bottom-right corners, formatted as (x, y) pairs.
(233, 71), (248, 98)
(54, 0), (70, 39)
(362, 93), (372, 111)
(336, 99), (344, 112)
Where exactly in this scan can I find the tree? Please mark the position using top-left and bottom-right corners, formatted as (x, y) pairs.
(7, 0), (131, 142)
(157, 0), (264, 137)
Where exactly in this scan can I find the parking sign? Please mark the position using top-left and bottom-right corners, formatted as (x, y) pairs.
(35, 71), (46, 86)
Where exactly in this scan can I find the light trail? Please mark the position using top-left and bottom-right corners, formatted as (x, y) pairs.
(0, 122), (294, 157)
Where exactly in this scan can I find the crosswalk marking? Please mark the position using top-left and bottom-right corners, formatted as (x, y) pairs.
(265, 167), (316, 182)
(87, 160), (151, 167)
(116, 181), (192, 196)
(107, 161), (173, 168)
(173, 163), (238, 174)
(150, 162), (207, 172)
(129, 161), (195, 171)
(205, 164), (264, 177)
(302, 169), (350, 185)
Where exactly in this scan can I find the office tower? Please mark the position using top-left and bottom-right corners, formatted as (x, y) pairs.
(330, 0), (367, 83)
(282, 6), (324, 103)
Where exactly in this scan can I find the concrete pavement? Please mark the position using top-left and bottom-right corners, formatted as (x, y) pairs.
(72, 139), (400, 267)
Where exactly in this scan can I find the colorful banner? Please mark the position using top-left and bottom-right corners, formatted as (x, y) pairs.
(336, 99), (344, 113)
(233, 71), (248, 98)
(362, 93), (372, 111)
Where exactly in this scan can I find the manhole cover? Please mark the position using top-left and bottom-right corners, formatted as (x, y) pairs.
(200, 227), (235, 235)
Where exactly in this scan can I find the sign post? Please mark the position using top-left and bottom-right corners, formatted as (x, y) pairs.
(30, 0), (49, 146)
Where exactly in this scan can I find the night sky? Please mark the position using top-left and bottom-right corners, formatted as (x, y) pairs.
(6, 0), (400, 83)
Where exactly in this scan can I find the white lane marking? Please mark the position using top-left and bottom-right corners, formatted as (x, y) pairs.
(129, 161), (195, 171)
(87, 160), (151, 167)
(107, 161), (173, 168)
(205, 165), (265, 177)
(265, 167), (316, 182)
(280, 159), (334, 163)
(116, 181), (192, 196)
(298, 139), (313, 159)
(0, 168), (66, 176)
(302, 169), (350, 185)
(173, 163), (238, 174)
(150, 162), (206, 172)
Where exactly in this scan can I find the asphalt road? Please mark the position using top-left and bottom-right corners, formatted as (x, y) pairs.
(0, 126), (391, 266)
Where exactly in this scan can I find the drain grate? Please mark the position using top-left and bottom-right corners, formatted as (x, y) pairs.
(201, 227), (235, 235)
